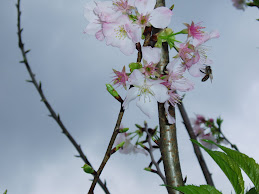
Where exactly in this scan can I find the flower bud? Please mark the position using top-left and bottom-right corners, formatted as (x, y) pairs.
(115, 141), (125, 151)
(119, 128), (129, 133)
(106, 84), (123, 103)
(129, 62), (142, 72)
(144, 167), (152, 172)
(82, 164), (94, 174)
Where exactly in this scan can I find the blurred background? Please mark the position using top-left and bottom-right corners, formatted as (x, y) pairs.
(1, 0), (259, 193)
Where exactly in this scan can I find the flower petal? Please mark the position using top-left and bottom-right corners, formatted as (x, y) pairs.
(135, 0), (156, 15)
(150, 83), (170, 103)
(172, 77), (194, 92)
(128, 69), (145, 86)
(150, 7), (173, 28)
(164, 101), (175, 124)
(136, 95), (157, 118)
(123, 87), (139, 109)
(188, 63), (204, 77)
(142, 46), (161, 64)
(84, 22), (101, 35)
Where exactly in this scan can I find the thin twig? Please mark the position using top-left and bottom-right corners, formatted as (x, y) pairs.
(219, 129), (239, 152)
(144, 123), (166, 184)
(88, 105), (125, 194)
(16, 1), (109, 193)
(177, 102), (215, 186)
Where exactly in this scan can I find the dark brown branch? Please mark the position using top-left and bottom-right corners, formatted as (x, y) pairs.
(219, 129), (239, 152)
(16, 1), (109, 193)
(144, 123), (166, 184)
(136, 42), (142, 62)
(177, 102), (215, 186)
(88, 105), (125, 194)
(247, 2), (259, 9)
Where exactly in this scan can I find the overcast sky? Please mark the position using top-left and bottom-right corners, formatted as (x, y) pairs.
(1, 0), (259, 193)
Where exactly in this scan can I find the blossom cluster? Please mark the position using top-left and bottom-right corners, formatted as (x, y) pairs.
(84, 0), (219, 123)
(231, 0), (246, 10)
(84, 0), (173, 55)
(191, 114), (226, 149)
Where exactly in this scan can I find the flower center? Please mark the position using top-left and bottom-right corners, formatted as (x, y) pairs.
(138, 81), (154, 102)
(115, 25), (127, 40)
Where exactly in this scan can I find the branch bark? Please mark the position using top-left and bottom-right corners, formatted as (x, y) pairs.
(88, 105), (125, 194)
(155, 2), (184, 189)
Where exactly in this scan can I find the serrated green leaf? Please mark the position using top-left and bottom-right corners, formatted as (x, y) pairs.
(191, 139), (245, 194)
(162, 184), (222, 194)
(204, 140), (259, 192)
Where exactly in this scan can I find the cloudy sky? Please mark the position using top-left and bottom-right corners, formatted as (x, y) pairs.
(1, 0), (259, 193)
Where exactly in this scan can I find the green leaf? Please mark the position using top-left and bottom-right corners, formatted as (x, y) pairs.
(204, 140), (259, 192)
(246, 187), (257, 194)
(162, 184), (222, 194)
(191, 139), (245, 194)
(3, 190), (7, 194)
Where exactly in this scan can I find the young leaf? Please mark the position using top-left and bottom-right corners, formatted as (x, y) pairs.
(162, 184), (222, 194)
(191, 139), (245, 194)
(204, 140), (259, 192)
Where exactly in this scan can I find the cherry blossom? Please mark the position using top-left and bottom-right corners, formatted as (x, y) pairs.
(114, 133), (148, 155)
(102, 15), (141, 55)
(140, 46), (161, 77)
(184, 21), (205, 40)
(112, 66), (129, 89)
(232, 0), (246, 10)
(166, 60), (194, 92)
(123, 70), (170, 118)
(134, 0), (173, 29)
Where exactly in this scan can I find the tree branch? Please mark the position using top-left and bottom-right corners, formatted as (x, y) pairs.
(177, 102), (215, 186)
(156, 1), (184, 189)
(143, 123), (166, 184)
(16, 0), (110, 193)
(88, 105), (125, 194)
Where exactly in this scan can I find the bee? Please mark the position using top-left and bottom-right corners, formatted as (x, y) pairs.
(200, 65), (213, 82)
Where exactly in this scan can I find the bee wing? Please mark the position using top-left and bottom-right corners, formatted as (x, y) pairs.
(209, 74), (213, 83)
(202, 74), (209, 82)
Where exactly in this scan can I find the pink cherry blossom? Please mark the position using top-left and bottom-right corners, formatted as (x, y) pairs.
(232, 0), (246, 10)
(123, 70), (170, 118)
(177, 42), (200, 69)
(184, 21), (205, 40)
(112, 66), (129, 89)
(164, 91), (181, 124)
(103, 15), (141, 55)
(114, 133), (148, 155)
(113, 0), (135, 14)
(166, 60), (194, 92)
(199, 133), (217, 149)
(140, 46), (161, 77)
(84, 1), (121, 40)
(134, 0), (173, 29)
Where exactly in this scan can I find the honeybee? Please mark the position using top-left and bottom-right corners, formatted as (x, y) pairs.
(200, 65), (213, 82)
